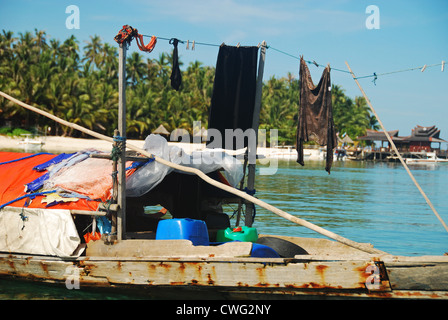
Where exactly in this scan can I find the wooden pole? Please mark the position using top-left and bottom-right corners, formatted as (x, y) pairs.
(245, 40), (267, 227)
(117, 43), (127, 240)
(345, 61), (448, 233)
(0, 90), (384, 254)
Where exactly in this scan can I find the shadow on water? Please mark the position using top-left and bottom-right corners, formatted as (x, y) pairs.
(0, 277), (151, 300)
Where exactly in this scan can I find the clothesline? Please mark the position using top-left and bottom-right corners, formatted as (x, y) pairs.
(267, 46), (446, 81)
(140, 33), (446, 83)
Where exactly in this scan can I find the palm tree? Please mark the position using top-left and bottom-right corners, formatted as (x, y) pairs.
(83, 35), (103, 69)
(126, 51), (146, 86)
(0, 29), (378, 144)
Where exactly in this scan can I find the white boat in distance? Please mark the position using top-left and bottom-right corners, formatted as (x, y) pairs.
(18, 134), (45, 150)
(405, 152), (448, 164)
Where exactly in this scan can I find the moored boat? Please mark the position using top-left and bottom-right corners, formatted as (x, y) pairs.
(1, 148), (447, 300)
(1, 29), (447, 300)
(404, 152), (448, 164)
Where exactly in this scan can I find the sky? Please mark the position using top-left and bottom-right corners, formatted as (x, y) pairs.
(1, 0), (447, 145)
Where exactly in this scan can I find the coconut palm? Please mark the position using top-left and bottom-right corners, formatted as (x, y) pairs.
(0, 29), (377, 145)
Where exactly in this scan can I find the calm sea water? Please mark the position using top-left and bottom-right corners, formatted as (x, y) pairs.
(253, 160), (448, 257)
(1, 154), (448, 299)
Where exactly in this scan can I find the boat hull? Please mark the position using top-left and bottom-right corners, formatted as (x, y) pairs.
(1, 251), (447, 299)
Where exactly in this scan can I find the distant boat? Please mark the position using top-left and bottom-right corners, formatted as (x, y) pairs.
(268, 145), (298, 159)
(404, 152), (448, 164)
(18, 134), (45, 151)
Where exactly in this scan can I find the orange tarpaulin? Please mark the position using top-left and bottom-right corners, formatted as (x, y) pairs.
(0, 152), (108, 211)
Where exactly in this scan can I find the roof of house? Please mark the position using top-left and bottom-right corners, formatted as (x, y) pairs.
(357, 126), (447, 143)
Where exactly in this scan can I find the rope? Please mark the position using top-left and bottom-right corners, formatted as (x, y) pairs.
(266, 46), (446, 80)
(0, 90), (384, 254)
(354, 63), (445, 80)
(0, 190), (57, 210)
(267, 46), (352, 74)
(345, 61), (448, 234)
(111, 135), (126, 162)
(0, 152), (51, 166)
(141, 34), (221, 48)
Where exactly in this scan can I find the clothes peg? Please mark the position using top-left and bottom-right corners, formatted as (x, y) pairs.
(421, 64), (427, 72)
(186, 40), (189, 50)
(192, 40), (195, 51)
(442, 61), (445, 72)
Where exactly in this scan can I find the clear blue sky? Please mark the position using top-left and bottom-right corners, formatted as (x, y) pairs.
(1, 0), (447, 144)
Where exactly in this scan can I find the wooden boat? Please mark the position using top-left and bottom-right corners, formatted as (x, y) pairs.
(1, 148), (447, 300)
(1, 40), (448, 300)
(1, 231), (448, 300)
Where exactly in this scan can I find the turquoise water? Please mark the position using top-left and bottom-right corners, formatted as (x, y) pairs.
(253, 160), (448, 256)
(1, 156), (448, 299)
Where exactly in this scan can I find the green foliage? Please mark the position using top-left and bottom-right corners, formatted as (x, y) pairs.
(0, 127), (32, 137)
(0, 30), (378, 144)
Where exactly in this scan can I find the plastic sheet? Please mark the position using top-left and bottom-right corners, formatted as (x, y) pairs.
(126, 134), (244, 197)
(45, 157), (114, 201)
(27, 150), (96, 193)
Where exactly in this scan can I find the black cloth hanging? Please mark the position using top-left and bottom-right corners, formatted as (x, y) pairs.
(169, 38), (182, 90)
(207, 44), (258, 150)
(296, 56), (336, 173)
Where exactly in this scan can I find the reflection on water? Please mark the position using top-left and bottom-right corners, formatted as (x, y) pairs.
(252, 160), (448, 256)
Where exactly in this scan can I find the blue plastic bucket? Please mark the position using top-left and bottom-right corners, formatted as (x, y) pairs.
(156, 218), (209, 246)
(250, 243), (280, 258)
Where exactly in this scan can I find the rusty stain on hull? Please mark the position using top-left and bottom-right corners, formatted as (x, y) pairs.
(1, 253), (448, 299)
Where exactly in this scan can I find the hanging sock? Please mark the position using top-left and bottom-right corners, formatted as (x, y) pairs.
(169, 38), (182, 90)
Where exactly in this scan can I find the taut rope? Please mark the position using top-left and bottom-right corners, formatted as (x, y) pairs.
(0, 90), (384, 254)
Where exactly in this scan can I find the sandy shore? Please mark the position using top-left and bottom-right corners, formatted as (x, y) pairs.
(0, 135), (208, 154)
(0, 135), (294, 159)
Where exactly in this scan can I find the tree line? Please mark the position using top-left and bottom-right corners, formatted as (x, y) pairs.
(0, 29), (379, 144)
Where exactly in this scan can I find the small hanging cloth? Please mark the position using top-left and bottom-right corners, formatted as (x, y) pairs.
(135, 34), (157, 53)
(169, 38), (182, 90)
(296, 56), (336, 173)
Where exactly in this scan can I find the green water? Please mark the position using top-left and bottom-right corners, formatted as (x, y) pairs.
(1, 159), (448, 299)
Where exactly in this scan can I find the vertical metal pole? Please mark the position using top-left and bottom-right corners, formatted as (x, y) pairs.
(117, 43), (127, 240)
(245, 41), (266, 227)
